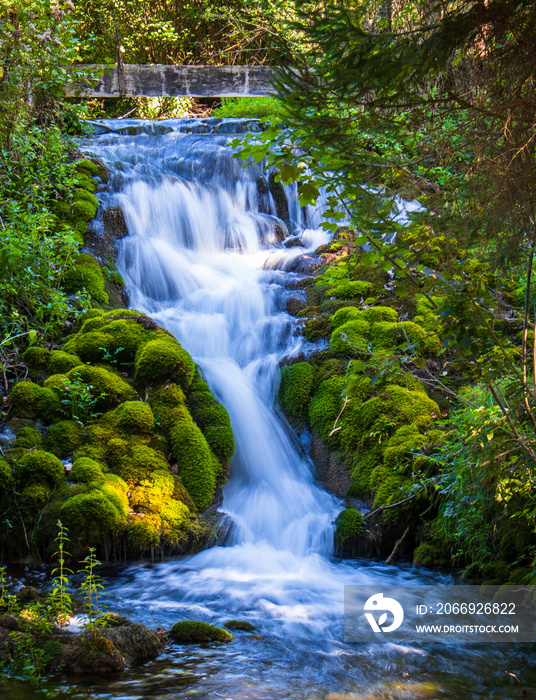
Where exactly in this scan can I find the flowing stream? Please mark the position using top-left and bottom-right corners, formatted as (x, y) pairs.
(16, 117), (533, 700)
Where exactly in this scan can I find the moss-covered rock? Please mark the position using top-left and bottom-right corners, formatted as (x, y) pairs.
(63, 254), (108, 304)
(13, 426), (42, 449)
(278, 362), (315, 419)
(0, 459), (14, 495)
(330, 306), (364, 329)
(70, 457), (105, 483)
(135, 339), (195, 389)
(60, 489), (125, 543)
(17, 450), (65, 488)
(126, 519), (160, 551)
(330, 319), (371, 355)
(308, 376), (345, 446)
(169, 409), (216, 511)
(22, 346), (49, 379)
(67, 365), (136, 411)
(382, 425), (427, 470)
(330, 280), (374, 300)
(361, 306), (398, 323)
(169, 621), (232, 644)
(47, 350), (82, 375)
(44, 420), (84, 458)
(335, 508), (365, 546)
(223, 620), (256, 632)
(115, 401), (155, 435)
(413, 542), (449, 567)
(9, 381), (41, 419)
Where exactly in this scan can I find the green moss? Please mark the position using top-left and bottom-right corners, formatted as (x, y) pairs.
(169, 409), (216, 511)
(278, 362), (315, 419)
(74, 172), (97, 193)
(119, 445), (170, 482)
(19, 484), (51, 517)
(35, 387), (61, 424)
(9, 380), (41, 419)
(149, 384), (186, 430)
(44, 374), (69, 393)
(303, 316), (332, 342)
(0, 459), (14, 494)
(60, 490), (125, 543)
(369, 320), (440, 354)
(73, 190), (99, 218)
(70, 331), (112, 363)
(18, 450), (65, 488)
(330, 307), (363, 329)
(116, 401), (155, 435)
(223, 620), (256, 631)
(169, 621), (232, 644)
(308, 376), (345, 446)
(47, 350), (82, 375)
(330, 280), (374, 300)
(382, 425), (427, 469)
(22, 346), (49, 378)
(413, 542), (448, 567)
(44, 420), (84, 459)
(70, 457), (105, 483)
(135, 339), (195, 389)
(126, 519), (160, 551)
(105, 437), (129, 469)
(13, 426), (42, 449)
(203, 426), (235, 465)
(63, 254), (108, 304)
(75, 158), (103, 177)
(361, 306), (398, 323)
(384, 385), (440, 426)
(330, 319), (371, 355)
(335, 508), (365, 545)
(67, 365), (136, 411)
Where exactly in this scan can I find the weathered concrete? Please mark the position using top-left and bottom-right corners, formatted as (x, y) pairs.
(68, 64), (275, 98)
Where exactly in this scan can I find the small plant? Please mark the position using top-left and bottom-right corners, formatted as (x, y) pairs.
(4, 631), (49, 685)
(0, 566), (19, 614)
(47, 520), (73, 626)
(59, 377), (104, 426)
(99, 345), (127, 369)
(79, 547), (107, 638)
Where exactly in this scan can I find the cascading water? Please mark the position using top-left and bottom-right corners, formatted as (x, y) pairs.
(69, 118), (536, 700)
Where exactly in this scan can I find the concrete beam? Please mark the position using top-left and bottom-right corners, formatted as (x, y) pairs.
(67, 64), (276, 98)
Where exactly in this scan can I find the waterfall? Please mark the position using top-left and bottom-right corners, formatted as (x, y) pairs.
(85, 118), (339, 559)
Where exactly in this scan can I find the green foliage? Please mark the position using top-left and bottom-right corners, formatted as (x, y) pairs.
(278, 362), (315, 419)
(67, 365), (136, 411)
(47, 521), (73, 624)
(213, 97), (285, 120)
(58, 376), (105, 426)
(79, 548), (107, 637)
(169, 620), (232, 644)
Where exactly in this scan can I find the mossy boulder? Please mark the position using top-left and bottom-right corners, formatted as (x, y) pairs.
(22, 346), (49, 379)
(60, 489), (126, 543)
(361, 306), (398, 323)
(169, 621), (232, 644)
(126, 519), (160, 552)
(115, 401), (155, 436)
(169, 409), (216, 511)
(9, 381), (42, 419)
(17, 450), (65, 488)
(335, 508), (365, 546)
(330, 319), (371, 355)
(135, 339), (195, 389)
(382, 425), (427, 470)
(47, 350), (82, 375)
(278, 362), (315, 419)
(63, 254), (108, 304)
(44, 420), (84, 458)
(223, 620), (256, 632)
(308, 375), (345, 446)
(413, 542), (449, 567)
(70, 457), (105, 484)
(100, 619), (164, 661)
(330, 280), (374, 300)
(330, 306), (364, 329)
(13, 426), (42, 449)
(0, 459), (14, 495)
(67, 365), (136, 411)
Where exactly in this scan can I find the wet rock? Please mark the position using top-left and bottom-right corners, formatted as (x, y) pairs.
(0, 614), (21, 631)
(268, 172), (289, 224)
(286, 296), (306, 316)
(284, 236), (302, 248)
(100, 615), (164, 661)
(311, 432), (350, 497)
(60, 634), (127, 674)
(103, 207), (129, 239)
(169, 620), (233, 644)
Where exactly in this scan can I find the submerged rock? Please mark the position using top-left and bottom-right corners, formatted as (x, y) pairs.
(223, 620), (256, 632)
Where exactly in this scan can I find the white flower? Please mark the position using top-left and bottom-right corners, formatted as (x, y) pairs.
(27, 23), (36, 32)
(65, 0), (75, 9)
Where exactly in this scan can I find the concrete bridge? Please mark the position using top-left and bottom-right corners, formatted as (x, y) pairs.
(68, 64), (276, 98)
